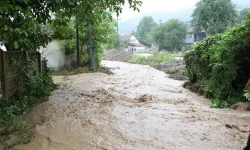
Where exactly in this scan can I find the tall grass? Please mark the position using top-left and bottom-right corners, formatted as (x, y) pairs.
(129, 51), (184, 64)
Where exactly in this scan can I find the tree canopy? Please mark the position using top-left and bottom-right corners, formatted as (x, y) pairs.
(237, 8), (250, 23)
(135, 16), (157, 47)
(0, 0), (142, 51)
(192, 0), (237, 35)
(185, 13), (250, 107)
(152, 19), (187, 51)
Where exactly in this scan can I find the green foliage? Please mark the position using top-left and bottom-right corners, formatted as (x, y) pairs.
(237, 8), (250, 24)
(129, 56), (148, 63)
(192, 0), (237, 35)
(244, 90), (250, 101)
(129, 52), (175, 64)
(0, 0), (141, 51)
(59, 39), (76, 56)
(118, 40), (130, 50)
(152, 19), (187, 51)
(135, 16), (157, 47)
(56, 15), (117, 68)
(185, 13), (250, 106)
(152, 52), (175, 63)
(0, 60), (55, 127)
(92, 18), (117, 68)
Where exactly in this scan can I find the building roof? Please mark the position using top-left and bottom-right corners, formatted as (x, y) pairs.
(130, 43), (145, 47)
(120, 33), (133, 41)
(187, 27), (206, 33)
(187, 27), (194, 33)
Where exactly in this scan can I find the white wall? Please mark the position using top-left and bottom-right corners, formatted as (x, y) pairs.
(185, 33), (195, 44)
(40, 41), (65, 70)
(136, 47), (146, 50)
(129, 36), (140, 44)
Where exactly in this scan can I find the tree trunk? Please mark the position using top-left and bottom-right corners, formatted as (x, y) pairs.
(89, 25), (95, 70)
(76, 15), (80, 67)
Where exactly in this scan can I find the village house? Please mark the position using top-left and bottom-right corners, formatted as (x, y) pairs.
(119, 33), (146, 51)
(184, 27), (207, 50)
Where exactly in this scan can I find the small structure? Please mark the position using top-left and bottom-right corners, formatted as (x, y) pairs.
(120, 33), (145, 51)
(183, 27), (207, 50)
(185, 27), (207, 44)
(40, 40), (66, 70)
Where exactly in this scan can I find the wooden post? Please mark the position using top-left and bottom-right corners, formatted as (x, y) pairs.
(246, 79), (250, 92)
(1, 52), (8, 100)
(37, 52), (42, 73)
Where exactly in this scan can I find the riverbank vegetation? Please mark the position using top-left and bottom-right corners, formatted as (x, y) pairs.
(184, 14), (250, 108)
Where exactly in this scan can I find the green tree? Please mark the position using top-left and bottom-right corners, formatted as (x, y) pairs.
(0, 0), (142, 51)
(152, 19), (187, 51)
(192, 0), (237, 35)
(237, 8), (250, 23)
(57, 15), (117, 68)
(136, 16), (157, 47)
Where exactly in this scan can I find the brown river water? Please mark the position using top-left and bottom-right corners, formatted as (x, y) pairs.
(19, 60), (250, 150)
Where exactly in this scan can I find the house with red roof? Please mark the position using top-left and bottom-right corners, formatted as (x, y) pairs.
(119, 33), (146, 51)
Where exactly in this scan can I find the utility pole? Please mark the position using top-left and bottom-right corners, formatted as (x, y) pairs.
(89, 25), (95, 70)
(76, 14), (80, 67)
(159, 20), (163, 25)
(116, 15), (121, 48)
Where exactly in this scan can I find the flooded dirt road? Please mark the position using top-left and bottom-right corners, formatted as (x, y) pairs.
(19, 61), (250, 150)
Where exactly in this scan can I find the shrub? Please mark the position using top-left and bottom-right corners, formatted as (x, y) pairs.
(184, 13), (250, 106)
(0, 60), (55, 126)
(152, 52), (174, 63)
(244, 91), (250, 101)
(129, 56), (148, 63)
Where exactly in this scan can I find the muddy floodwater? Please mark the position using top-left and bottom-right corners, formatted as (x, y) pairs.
(19, 60), (250, 150)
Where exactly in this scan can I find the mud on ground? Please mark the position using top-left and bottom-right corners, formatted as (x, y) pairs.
(103, 50), (187, 81)
(103, 49), (133, 62)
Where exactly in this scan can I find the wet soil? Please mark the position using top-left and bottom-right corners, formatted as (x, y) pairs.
(103, 50), (133, 62)
(18, 61), (250, 150)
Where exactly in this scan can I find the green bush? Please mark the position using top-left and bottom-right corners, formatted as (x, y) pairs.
(129, 52), (176, 64)
(59, 40), (76, 56)
(184, 13), (250, 106)
(152, 52), (174, 63)
(0, 61), (55, 126)
(244, 91), (250, 101)
(129, 56), (148, 63)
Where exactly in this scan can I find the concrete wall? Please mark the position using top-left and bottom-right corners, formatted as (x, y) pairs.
(185, 33), (195, 44)
(40, 41), (65, 70)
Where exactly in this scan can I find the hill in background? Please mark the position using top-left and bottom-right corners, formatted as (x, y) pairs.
(119, 0), (250, 33)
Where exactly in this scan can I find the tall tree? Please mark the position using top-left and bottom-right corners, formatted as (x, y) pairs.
(135, 16), (157, 47)
(0, 0), (142, 51)
(57, 15), (117, 69)
(152, 19), (187, 51)
(237, 8), (250, 23)
(192, 0), (237, 35)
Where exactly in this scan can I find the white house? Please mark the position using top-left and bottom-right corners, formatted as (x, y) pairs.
(184, 27), (207, 50)
(185, 27), (207, 45)
(120, 33), (146, 51)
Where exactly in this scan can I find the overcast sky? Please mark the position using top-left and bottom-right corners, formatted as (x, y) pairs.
(119, 0), (250, 22)
(120, 0), (200, 22)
